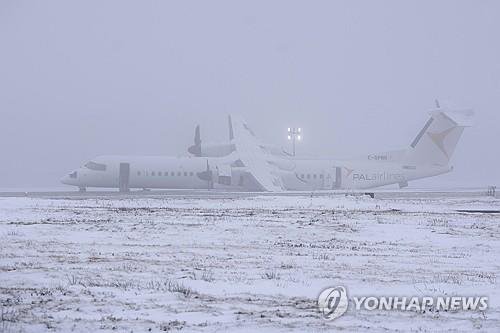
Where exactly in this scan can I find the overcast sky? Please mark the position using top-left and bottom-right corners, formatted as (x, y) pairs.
(1, 0), (499, 189)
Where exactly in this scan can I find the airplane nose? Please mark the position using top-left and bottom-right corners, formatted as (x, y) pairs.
(61, 171), (78, 185)
(60, 175), (70, 185)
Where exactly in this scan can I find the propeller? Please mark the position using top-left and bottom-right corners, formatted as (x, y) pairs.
(206, 160), (213, 190)
(196, 159), (213, 190)
(188, 125), (202, 156)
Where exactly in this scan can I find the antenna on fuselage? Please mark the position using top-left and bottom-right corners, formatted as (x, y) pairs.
(228, 115), (234, 141)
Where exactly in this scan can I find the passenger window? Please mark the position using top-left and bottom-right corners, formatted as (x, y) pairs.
(84, 161), (107, 171)
(313, 174), (317, 179)
(177, 172), (181, 176)
(152, 171), (155, 176)
(171, 172), (175, 176)
(184, 172), (188, 176)
(307, 174), (311, 179)
(165, 171), (168, 176)
(158, 171), (162, 176)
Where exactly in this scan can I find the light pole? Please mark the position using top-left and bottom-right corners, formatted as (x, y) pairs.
(287, 127), (302, 156)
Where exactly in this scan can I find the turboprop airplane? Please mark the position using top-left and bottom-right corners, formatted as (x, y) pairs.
(61, 105), (473, 192)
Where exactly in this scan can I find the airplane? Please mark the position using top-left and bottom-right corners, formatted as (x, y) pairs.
(61, 104), (473, 192)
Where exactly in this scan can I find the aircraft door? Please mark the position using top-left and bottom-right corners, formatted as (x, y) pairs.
(334, 166), (342, 189)
(217, 164), (232, 186)
(322, 170), (332, 190)
(119, 163), (130, 192)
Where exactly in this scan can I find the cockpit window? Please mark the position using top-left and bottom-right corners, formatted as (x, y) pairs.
(84, 161), (107, 171)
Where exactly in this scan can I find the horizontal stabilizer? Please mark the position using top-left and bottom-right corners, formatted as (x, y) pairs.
(406, 108), (473, 166)
(431, 109), (474, 127)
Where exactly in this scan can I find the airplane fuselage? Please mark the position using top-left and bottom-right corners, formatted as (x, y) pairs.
(62, 155), (451, 191)
(62, 156), (212, 190)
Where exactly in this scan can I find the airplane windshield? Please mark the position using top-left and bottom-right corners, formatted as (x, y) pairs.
(84, 161), (107, 171)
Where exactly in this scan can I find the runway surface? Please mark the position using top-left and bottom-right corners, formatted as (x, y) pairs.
(0, 187), (497, 200)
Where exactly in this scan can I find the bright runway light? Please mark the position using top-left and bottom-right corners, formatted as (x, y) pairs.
(286, 127), (302, 156)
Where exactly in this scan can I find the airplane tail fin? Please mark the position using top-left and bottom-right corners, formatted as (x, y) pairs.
(405, 107), (473, 166)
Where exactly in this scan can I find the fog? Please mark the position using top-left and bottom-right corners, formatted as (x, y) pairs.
(1, 0), (499, 189)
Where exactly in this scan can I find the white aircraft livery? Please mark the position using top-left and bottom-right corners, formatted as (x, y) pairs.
(61, 105), (473, 192)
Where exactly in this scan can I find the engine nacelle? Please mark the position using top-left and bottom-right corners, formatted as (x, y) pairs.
(189, 142), (235, 157)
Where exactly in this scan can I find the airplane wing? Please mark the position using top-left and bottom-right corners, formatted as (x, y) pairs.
(230, 116), (285, 191)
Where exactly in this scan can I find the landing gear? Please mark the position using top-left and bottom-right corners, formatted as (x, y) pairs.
(78, 187), (86, 192)
(118, 163), (130, 193)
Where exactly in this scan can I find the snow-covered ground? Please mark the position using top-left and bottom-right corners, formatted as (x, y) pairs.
(0, 194), (499, 332)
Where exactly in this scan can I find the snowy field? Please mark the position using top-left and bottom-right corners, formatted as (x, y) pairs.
(0, 194), (499, 332)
